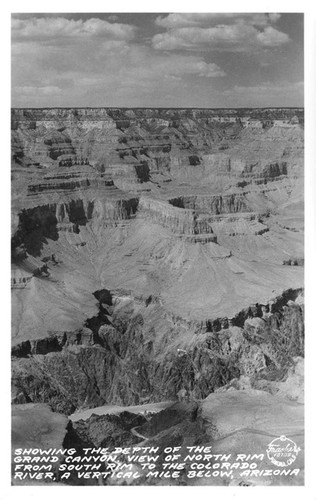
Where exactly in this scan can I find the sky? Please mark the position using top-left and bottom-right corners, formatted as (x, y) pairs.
(11, 12), (304, 108)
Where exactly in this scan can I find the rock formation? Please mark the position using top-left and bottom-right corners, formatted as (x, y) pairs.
(11, 107), (304, 486)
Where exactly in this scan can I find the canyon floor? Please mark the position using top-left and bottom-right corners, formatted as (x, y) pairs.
(11, 107), (304, 486)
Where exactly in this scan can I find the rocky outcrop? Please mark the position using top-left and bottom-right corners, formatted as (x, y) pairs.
(64, 411), (147, 451)
(11, 328), (97, 357)
(138, 197), (215, 236)
(12, 194), (139, 257)
(27, 176), (114, 194)
(11, 288), (304, 415)
(169, 193), (249, 214)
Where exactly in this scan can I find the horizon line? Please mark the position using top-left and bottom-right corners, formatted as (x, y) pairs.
(11, 106), (304, 110)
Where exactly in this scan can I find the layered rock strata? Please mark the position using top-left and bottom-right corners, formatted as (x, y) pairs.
(11, 107), (304, 486)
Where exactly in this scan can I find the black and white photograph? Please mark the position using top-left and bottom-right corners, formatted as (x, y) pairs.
(8, 6), (311, 493)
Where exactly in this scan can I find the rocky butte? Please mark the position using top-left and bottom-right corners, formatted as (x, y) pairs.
(11, 107), (304, 486)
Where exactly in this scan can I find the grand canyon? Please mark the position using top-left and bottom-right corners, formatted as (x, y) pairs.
(11, 106), (304, 486)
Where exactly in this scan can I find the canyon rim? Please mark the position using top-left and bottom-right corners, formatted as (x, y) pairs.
(10, 12), (304, 488)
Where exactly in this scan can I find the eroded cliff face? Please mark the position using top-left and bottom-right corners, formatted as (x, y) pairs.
(11, 107), (304, 486)
(12, 287), (304, 415)
(11, 108), (304, 328)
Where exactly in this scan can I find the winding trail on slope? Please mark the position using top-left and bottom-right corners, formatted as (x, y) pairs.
(131, 422), (304, 445)
(130, 425), (149, 442)
(209, 426), (304, 443)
